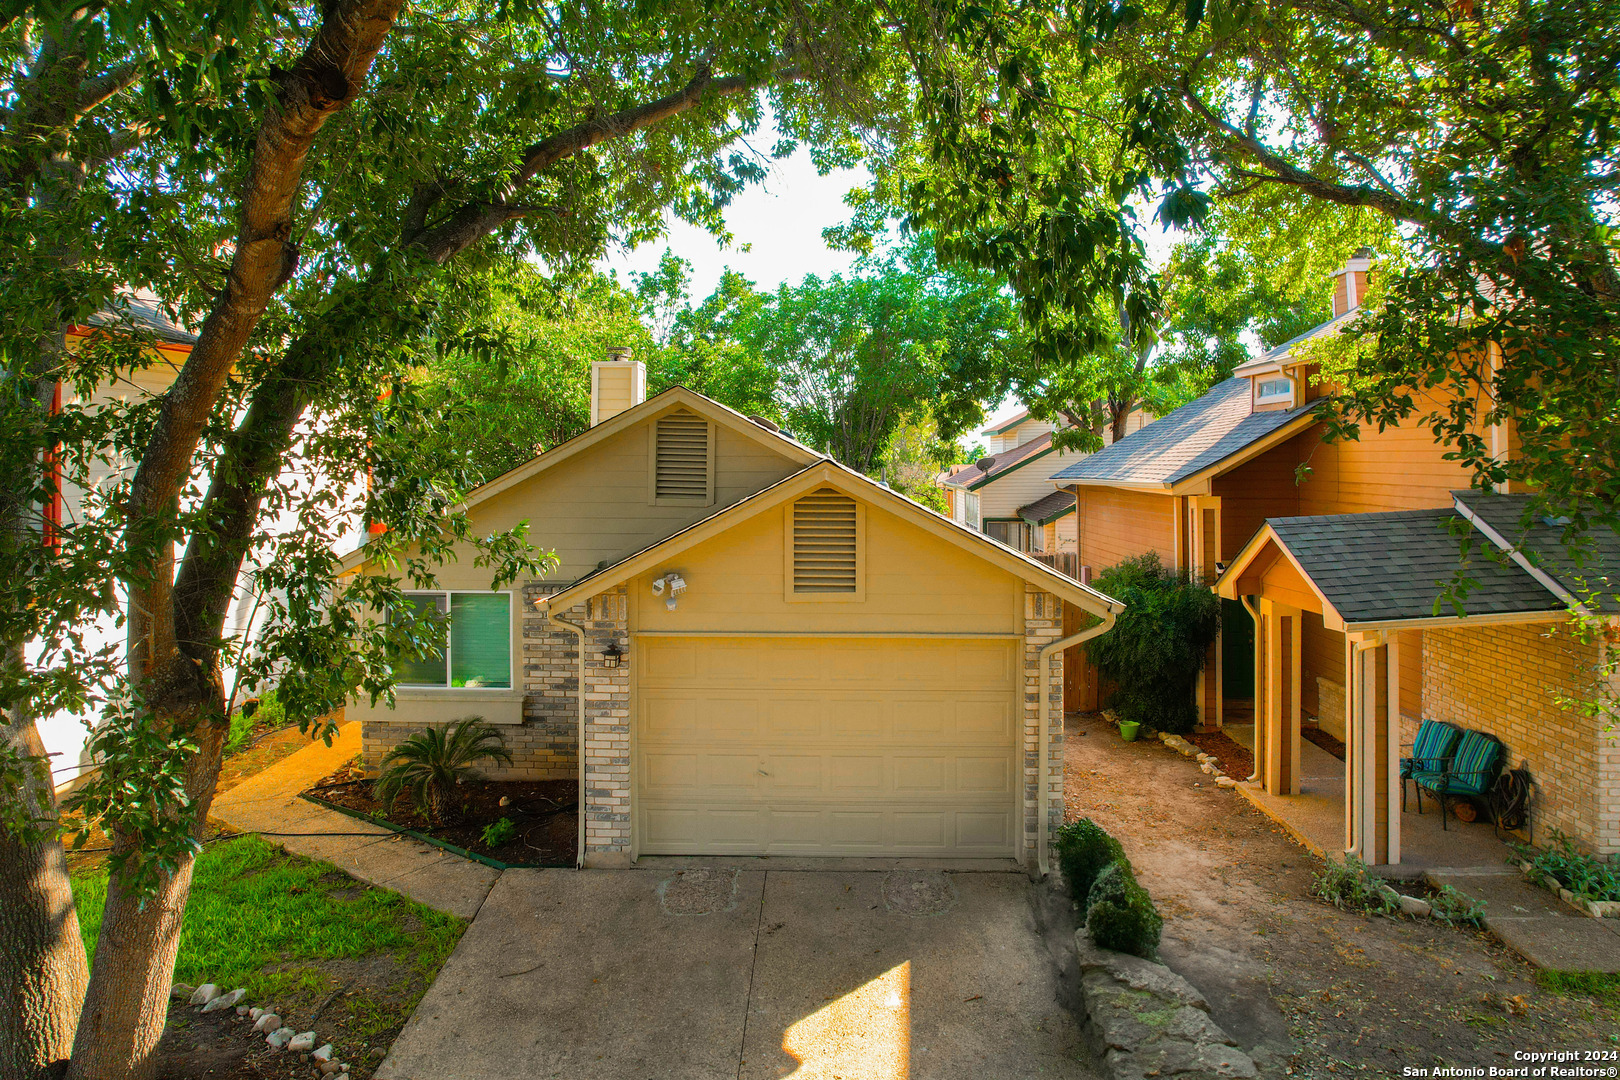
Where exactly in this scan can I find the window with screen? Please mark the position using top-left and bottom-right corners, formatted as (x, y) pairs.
(1255, 377), (1293, 404)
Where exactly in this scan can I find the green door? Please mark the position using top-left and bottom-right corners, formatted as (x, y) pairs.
(1221, 598), (1254, 699)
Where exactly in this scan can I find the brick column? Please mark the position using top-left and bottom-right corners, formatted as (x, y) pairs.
(580, 586), (632, 867)
(1023, 584), (1064, 871)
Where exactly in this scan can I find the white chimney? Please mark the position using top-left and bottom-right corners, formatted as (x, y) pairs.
(1332, 248), (1375, 318)
(590, 346), (646, 426)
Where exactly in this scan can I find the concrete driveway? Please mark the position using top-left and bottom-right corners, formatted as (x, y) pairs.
(376, 861), (1096, 1080)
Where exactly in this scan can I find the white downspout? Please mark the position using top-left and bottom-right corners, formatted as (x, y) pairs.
(548, 608), (588, 870)
(1037, 607), (1118, 878)
(1242, 596), (1263, 782)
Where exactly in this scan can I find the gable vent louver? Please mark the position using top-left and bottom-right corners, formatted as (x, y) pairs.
(792, 489), (858, 593)
(654, 411), (710, 500)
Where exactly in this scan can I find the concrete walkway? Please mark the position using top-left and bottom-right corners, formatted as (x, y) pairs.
(209, 721), (500, 918)
(376, 864), (1093, 1080)
(1220, 724), (1620, 972)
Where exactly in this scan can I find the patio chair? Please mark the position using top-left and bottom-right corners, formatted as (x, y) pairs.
(1400, 718), (1462, 812)
(1412, 729), (1506, 831)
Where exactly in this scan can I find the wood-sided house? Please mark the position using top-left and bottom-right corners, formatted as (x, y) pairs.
(1051, 251), (1619, 862)
(939, 408), (1151, 555)
(343, 354), (1123, 870)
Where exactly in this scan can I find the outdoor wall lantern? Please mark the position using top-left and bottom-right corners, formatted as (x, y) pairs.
(602, 640), (625, 668)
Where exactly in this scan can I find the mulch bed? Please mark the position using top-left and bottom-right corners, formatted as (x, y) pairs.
(1184, 729), (1255, 781)
(307, 759), (577, 866)
(1302, 724), (1347, 761)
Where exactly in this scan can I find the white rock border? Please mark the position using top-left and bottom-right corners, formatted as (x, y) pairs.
(174, 978), (355, 1079)
(1517, 861), (1620, 919)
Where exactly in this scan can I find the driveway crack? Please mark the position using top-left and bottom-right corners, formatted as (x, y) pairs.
(736, 869), (768, 1080)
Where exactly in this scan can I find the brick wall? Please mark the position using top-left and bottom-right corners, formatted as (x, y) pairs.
(1423, 622), (1614, 854)
(1024, 585), (1066, 868)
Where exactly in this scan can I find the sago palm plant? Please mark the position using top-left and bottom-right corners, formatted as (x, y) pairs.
(374, 717), (512, 824)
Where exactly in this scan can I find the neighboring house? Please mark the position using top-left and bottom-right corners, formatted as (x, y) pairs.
(343, 355), (1123, 870)
(1052, 250), (1620, 861)
(940, 408), (1150, 554)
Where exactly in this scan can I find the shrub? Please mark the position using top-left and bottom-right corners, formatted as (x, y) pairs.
(375, 717), (513, 824)
(480, 817), (517, 848)
(1085, 863), (1163, 959)
(1086, 553), (1220, 734)
(1513, 830), (1620, 901)
(1311, 855), (1399, 915)
(1055, 818), (1127, 904)
(226, 688), (289, 754)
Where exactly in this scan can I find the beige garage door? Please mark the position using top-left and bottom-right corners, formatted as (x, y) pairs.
(636, 636), (1020, 857)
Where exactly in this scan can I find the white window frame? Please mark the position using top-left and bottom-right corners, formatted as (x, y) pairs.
(963, 490), (981, 529)
(395, 589), (514, 690)
(1255, 377), (1294, 405)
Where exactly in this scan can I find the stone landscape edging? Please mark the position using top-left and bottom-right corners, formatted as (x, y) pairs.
(172, 980), (353, 1079)
(1072, 929), (1258, 1080)
(1516, 860), (1620, 919)
(297, 791), (571, 871)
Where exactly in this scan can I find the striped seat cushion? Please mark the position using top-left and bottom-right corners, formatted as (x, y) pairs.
(1414, 730), (1503, 796)
(1401, 719), (1461, 778)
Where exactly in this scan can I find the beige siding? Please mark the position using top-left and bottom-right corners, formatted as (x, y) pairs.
(630, 493), (1022, 636)
(976, 448), (1087, 522)
(460, 416), (805, 584)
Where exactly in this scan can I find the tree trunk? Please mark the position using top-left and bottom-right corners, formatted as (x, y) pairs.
(0, 688), (89, 1080)
(66, 674), (228, 1080)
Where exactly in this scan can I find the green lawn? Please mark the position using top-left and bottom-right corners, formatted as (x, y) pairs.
(73, 835), (464, 1039)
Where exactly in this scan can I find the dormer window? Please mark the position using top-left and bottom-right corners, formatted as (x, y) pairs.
(1255, 377), (1293, 406)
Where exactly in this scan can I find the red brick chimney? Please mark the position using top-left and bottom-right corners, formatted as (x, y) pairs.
(1332, 248), (1375, 318)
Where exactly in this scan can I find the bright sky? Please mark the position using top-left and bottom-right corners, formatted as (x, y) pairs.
(596, 144), (871, 298)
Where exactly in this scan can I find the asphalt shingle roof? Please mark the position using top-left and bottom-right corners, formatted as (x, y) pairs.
(1050, 378), (1315, 487)
(1018, 490), (1075, 526)
(1264, 509), (1564, 625)
(1453, 490), (1620, 612)
(942, 431), (1054, 489)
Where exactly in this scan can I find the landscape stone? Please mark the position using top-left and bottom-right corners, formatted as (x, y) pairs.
(1216, 776), (1238, 789)
(201, 987), (245, 1013)
(189, 983), (219, 1006)
(319, 1061), (343, 1075)
(1074, 929), (1257, 1080)
(266, 1027), (296, 1049)
(235, 1005), (250, 1015)
(288, 1031), (317, 1053)
(252, 1013), (282, 1033)
(170, 983), (195, 1002)
(249, 1007), (263, 1021)
(1398, 894), (1433, 917)
(312, 1043), (334, 1063)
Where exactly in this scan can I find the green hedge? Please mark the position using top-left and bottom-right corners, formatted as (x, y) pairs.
(1056, 818), (1162, 959)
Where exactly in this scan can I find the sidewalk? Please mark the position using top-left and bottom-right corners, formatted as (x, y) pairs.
(1427, 867), (1620, 973)
(210, 721), (500, 918)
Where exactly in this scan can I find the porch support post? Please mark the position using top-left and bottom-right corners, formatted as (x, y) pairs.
(1348, 634), (1399, 865)
(1261, 599), (1301, 795)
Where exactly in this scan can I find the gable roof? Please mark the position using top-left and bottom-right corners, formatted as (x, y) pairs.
(1216, 507), (1567, 631)
(1452, 490), (1620, 612)
(1232, 309), (1356, 375)
(536, 459), (1122, 618)
(73, 288), (199, 347)
(1018, 490), (1075, 526)
(1050, 378), (1317, 491)
(339, 386), (823, 571)
(983, 409), (1032, 436)
(942, 431), (1056, 490)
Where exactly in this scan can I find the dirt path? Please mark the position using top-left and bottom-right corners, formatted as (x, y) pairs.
(1063, 712), (1617, 1076)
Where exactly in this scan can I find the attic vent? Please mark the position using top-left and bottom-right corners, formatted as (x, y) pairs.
(653, 410), (711, 502)
(792, 489), (859, 593)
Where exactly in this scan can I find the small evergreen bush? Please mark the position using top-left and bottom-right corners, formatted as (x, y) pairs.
(1055, 818), (1126, 904)
(375, 717), (512, 824)
(1086, 873), (1164, 959)
(1057, 819), (1163, 960)
(1086, 553), (1221, 734)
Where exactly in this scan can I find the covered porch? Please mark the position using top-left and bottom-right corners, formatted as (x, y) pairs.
(1214, 508), (1567, 869)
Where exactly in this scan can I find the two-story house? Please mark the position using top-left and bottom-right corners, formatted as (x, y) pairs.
(343, 354), (1123, 871)
(1050, 251), (1618, 864)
